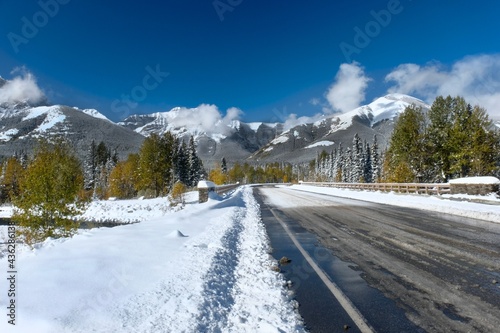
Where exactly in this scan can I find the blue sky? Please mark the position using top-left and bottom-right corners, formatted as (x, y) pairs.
(1, 0), (500, 122)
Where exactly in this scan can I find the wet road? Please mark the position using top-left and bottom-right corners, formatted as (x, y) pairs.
(255, 186), (500, 333)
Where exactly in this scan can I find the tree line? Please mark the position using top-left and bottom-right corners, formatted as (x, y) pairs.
(210, 95), (499, 185)
(1, 95), (498, 245)
(383, 96), (500, 182)
(0, 132), (205, 244)
(311, 134), (381, 183)
(209, 159), (294, 185)
(103, 133), (205, 199)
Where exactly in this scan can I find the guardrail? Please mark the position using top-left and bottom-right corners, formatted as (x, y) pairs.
(214, 183), (240, 195)
(299, 182), (451, 195)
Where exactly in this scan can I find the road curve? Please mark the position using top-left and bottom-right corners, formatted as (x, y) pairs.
(257, 186), (500, 333)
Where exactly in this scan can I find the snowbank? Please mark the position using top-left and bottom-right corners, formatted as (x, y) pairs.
(197, 180), (216, 189)
(79, 191), (198, 223)
(449, 176), (500, 184)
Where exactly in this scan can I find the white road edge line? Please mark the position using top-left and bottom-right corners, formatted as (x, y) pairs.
(269, 207), (375, 333)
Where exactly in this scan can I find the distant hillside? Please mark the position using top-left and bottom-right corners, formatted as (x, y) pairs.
(0, 104), (144, 160)
(119, 109), (283, 167)
(0, 93), (432, 168)
(248, 94), (430, 164)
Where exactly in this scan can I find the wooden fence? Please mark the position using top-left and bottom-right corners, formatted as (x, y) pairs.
(299, 182), (451, 195)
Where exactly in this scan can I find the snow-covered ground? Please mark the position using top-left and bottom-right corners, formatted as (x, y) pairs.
(288, 184), (500, 223)
(77, 192), (199, 223)
(0, 187), (304, 333)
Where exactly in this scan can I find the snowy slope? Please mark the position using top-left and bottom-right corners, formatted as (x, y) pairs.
(119, 107), (282, 143)
(250, 94), (430, 163)
(326, 93), (429, 135)
(0, 105), (67, 140)
(0, 187), (304, 333)
(0, 103), (144, 160)
(80, 108), (111, 122)
(119, 106), (231, 141)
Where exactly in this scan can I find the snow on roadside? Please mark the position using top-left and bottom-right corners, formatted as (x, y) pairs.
(77, 192), (199, 223)
(0, 187), (304, 333)
(226, 187), (304, 332)
(0, 193), (199, 224)
(287, 185), (500, 223)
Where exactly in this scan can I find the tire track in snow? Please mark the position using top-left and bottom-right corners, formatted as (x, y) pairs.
(195, 206), (245, 332)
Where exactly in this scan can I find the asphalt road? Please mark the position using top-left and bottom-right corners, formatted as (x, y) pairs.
(256, 186), (500, 333)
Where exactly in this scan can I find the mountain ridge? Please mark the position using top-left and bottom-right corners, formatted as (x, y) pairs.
(0, 94), (430, 167)
(247, 94), (430, 164)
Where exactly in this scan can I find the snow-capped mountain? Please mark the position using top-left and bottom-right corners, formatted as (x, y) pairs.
(80, 108), (111, 122)
(119, 107), (284, 164)
(0, 92), (432, 167)
(0, 103), (144, 160)
(249, 94), (430, 163)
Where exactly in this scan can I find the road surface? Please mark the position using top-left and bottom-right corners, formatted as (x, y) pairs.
(256, 186), (500, 332)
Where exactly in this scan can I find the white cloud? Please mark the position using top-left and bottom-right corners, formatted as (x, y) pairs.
(168, 104), (243, 134)
(385, 54), (500, 119)
(326, 62), (371, 114)
(0, 67), (46, 105)
(282, 113), (325, 131)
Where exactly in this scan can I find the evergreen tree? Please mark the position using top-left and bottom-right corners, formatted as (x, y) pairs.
(188, 136), (204, 187)
(176, 141), (190, 185)
(385, 105), (427, 182)
(425, 96), (500, 181)
(351, 134), (363, 182)
(371, 135), (380, 182)
(335, 143), (343, 182)
(343, 147), (352, 182)
(363, 141), (372, 183)
(446, 101), (499, 178)
(84, 140), (97, 191)
(221, 157), (228, 174)
(83, 141), (117, 198)
(426, 96), (454, 182)
(328, 150), (336, 181)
